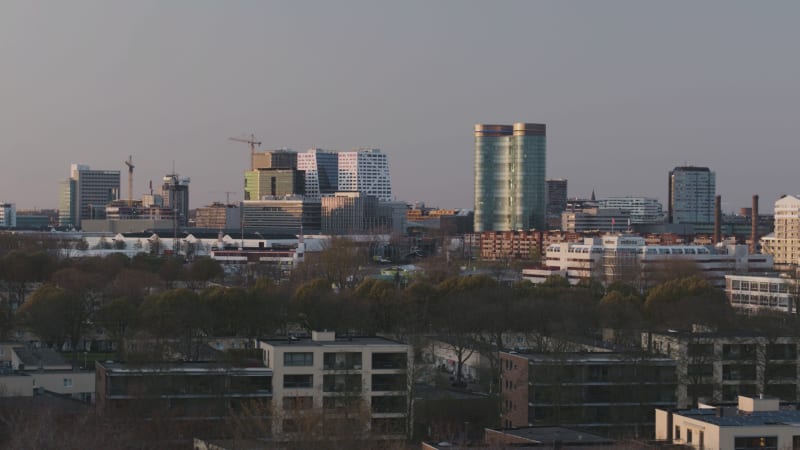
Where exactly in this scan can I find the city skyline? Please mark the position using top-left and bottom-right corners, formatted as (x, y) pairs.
(1, 2), (798, 212)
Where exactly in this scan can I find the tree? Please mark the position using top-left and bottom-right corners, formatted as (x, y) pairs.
(644, 276), (732, 330)
(96, 297), (140, 357)
(186, 257), (223, 289)
(17, 284), (89, 350)
(138, 289), (210, 360)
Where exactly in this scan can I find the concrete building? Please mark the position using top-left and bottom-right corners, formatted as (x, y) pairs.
(523, 234), (773, 288)
(478, 230), (543, 261)
(297, 149), (339, 199)
(337, 149), (392, 202)
(161, 173), (190, 227)
(655, 395), (800, 450)
(257, 331), (409, 438)
(0, 343), (94, 401)
(596, 197), (664, 224)
(761, 194), (800, 271)
(59, 164), (121, 228)
(241, 197), (321, 235)
(725, 274), (796, 314)
(668, 166), (716, 224)
(252, 149), (297, 170)
(474, 123), (546, 232)
(195, 202), (241, 230)
(0, 202), (16, 228)
(644, 331), (800, 407)
(95, 361), (273, 438)
(244, 169), (305, 200)
(500, 351), (677, 434)
(561, 207), (632, 233)
(321, 192), (381, 235)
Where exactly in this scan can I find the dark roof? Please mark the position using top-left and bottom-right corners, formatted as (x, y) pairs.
(674, 407), (800, 427)
(12, 346), (68, 368)
(490, 426), (614, 445)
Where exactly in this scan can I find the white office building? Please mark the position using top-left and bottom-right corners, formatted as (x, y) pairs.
(597, 197), (664, 224)
(297, 149), (339, 199)
(338, 149), (392, 202)
(522, 234), (772, 288)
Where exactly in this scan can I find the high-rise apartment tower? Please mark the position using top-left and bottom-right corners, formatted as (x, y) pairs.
(474, 123), (546, 232)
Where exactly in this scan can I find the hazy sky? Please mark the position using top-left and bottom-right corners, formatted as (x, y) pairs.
(1, 1), (798, 213)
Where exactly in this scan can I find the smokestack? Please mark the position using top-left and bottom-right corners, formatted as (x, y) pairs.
(714, 195), (722, 245)
(751, 195), (759, 253)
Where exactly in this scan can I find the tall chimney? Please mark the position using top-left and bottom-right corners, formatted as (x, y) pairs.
(714, 195), (722, 245)
(750, 195), (759, 253)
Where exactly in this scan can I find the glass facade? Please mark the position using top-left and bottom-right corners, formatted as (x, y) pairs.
(474, 123), (546, 231)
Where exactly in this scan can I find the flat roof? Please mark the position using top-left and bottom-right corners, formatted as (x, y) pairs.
(98, 362), (272, 375)
(491, 426), (614, 444)
(259, 336), (407, 348)
(504, 352), (675, 365)
(674, 408), (800, 427)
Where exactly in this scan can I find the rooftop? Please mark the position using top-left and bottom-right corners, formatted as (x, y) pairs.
(259, 335), (406, 348)
(674, 407), (800, 427)
(491, 426), (614, 445)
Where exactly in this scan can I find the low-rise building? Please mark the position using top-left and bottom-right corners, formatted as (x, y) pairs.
(725, 273), (797, 314)
(655, 395), (800, 450)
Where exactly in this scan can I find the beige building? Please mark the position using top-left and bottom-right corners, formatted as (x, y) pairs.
(655, 395), (800, 450)
(761, 194), (800, 271)
(257, 331), (409, 438)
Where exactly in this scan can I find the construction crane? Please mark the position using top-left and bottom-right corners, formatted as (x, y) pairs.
(124, 155), (135, 208)
(229, 134), (261, 170)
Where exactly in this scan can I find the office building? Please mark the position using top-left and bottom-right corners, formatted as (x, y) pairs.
(523, 234), (773, 288)
(656, 395), (800, 450)
(161, 173), (190, 227)
(760, 194), (800, 270)
(338, 149), (392, 202)
(58, 164), (120, 229)
(195, 202), (241, 230)
(561, 207), (631, 233)
(668, 166), (716, 224)
(597, 197), (664, 224)
(244, 169), (305, 200)
(257, 331), (409, 438)
(252, 149), (297, 170)
(297, 149), (339, 199)
(725, 274), (796, 314)
(241, 196), (321, 235)
(0, 203), (15, 228)
(474, 123), (546, 232)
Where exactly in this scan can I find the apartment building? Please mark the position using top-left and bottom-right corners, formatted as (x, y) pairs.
(761, 194), (800, 271)
(644, 330), (800, 407)
(257, 331), (409, 438)
(500, 351), (677, 435)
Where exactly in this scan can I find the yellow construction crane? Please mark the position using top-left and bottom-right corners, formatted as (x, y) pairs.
(229, 134), (261, 170)
(124, 155), (134, 208)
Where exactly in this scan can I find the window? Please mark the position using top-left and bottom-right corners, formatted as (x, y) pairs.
(283, 352), (313, 366)
(63, 378), (73, 388)
(687, 429), (693, 443)
(675, 425), (681, 440)
(283, 374), (313, 388)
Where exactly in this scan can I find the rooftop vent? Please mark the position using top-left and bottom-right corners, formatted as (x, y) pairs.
(312, 330), (336, 342)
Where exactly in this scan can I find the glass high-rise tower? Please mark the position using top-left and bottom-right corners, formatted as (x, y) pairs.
(474, 123), (546, 231)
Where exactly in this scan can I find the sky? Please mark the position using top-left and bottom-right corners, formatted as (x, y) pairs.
(1, 1), (798, 213)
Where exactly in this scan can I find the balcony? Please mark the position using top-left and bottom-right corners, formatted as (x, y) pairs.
(323, 352), (363, 371)
(372, 353), (407, 370)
